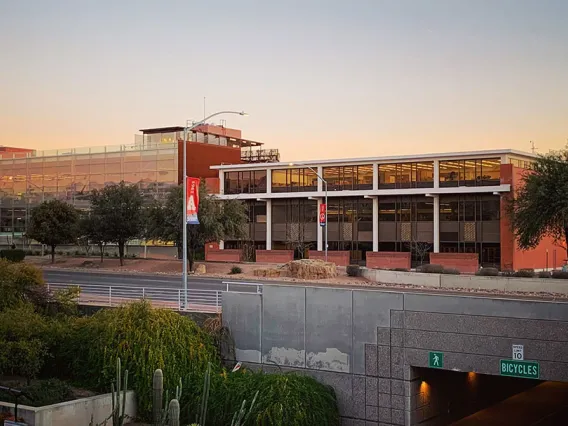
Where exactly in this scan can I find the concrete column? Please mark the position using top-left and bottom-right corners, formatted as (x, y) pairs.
(219, 170), (225, 194)
(433, 195), (440, 253)
(219, 240), (225, 250)
(317, 198), (323, 251)
(317, 166), (323, 193)
(433, 159), (440, 189)
(266, 169), (272, 194)
(373, 197), (379, 251)
(266, 199), (272, 250)
(373, 163), (379, 191)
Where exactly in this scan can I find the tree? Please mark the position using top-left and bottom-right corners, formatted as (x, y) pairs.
(509, 150), (568, 259)
(406, 238), (432, 265)
(26, 200), (79, 263)
(90, 182), (143, 266)
(78, 212), (108, 262)
(286, 223), (312, 259)
(146, 183), (247, 271)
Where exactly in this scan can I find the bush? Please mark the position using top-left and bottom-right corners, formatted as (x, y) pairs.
(0, 261), (48, 311)
(551, 270), (568, 279)
(442, 268), (461, 275)
(229, 266), (242, 275)
(206, 370), (340, 426)
(0, 249), (26, 262)
(538, 271), (551, 278)
(346, 264), (361, 277)
(33, 250), (41, 256)
(417, 264), (444, 274)
(476, 267), (499, 276)
(63, 301), (217, 419)
(391, 267), (409, 272)
(514, 268), (535, 278)
(21, 379), (74, 407)
(500, 269), (515, 277)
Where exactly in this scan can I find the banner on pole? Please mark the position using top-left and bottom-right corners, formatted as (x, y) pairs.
(319, 203), (327, 227)
(186, 177), (200, 225)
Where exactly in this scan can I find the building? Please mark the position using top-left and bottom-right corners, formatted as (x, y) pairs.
(211, 149), (558, 271)
(0, 124), (277, 244)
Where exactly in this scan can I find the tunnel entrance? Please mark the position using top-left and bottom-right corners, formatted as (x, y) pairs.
(411, 367), (547, 425)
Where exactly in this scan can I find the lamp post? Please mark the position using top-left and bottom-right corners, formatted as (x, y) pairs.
(182, 110), (247, 309)
(288, 164), (327, 261)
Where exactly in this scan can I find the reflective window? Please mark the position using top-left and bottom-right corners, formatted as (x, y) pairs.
(379, 162), (433, 189)
(439, 158), (501, 187)
(224, 170), (268, 194)
(323, 165), (373, 190)
(271, 168), (317, 193)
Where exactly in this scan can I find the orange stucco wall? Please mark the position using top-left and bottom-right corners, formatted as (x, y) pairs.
(177, 141), (241, 184)
(500, 164), (561, 270)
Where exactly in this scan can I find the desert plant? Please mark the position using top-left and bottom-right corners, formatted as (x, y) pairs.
(110, 358), (128, 426)
(442, 268), (460, 275)
(153, 369), (164, 424)
(391, 267), (409, 272)
(417, 264), (444, 274)
(346, 264), (360, 277)
(229, 266), (242, 275)
(231, 390), (259, 426)
(168, 399), (180, 426)
(514, 268), (536, 278)
(551, 270), (568, 279)
(0, 249), (27, 262)
(20, 379), (74, 407)
(538, 270), (551, 278)
(500, 269), (515, 277)
(475, 267), (499, 276)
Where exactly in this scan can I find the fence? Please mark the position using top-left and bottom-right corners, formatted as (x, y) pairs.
(47, 281), (263, 313)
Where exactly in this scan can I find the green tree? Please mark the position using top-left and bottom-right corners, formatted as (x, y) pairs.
(146, 183), (247, 271)
(509, 150), (568, 258)
(90, 182), (143, 266)
(26, 200), (79, 263)
(78, 211), (108, 263)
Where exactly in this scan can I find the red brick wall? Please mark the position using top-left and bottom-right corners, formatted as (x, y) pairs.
(205, 249), (242, 262)
(429, 253), (479, 274)
(177, 141), (241, 184)
(366, 252), (411, 269)
(308, 251), (350, 266)
(256, 250), (294, 264)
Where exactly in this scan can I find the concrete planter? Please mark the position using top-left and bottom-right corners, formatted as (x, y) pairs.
(362, 268), (568, 295)
(0, 390), (136, 426)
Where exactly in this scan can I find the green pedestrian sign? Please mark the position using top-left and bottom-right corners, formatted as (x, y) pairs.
(500, 359), (540, 379)
(428, 351), (444, 368)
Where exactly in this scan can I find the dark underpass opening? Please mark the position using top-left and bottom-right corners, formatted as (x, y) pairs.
(410, 367), (559, 425)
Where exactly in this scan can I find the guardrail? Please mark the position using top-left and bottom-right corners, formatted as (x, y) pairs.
(46, 281), (264, 313)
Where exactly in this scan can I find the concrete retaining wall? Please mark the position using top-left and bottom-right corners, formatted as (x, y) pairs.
(0, 391), (136, 426)
(255, 250), (294, 264)
(361, 268), (568, 295)
(366, 252), (411, 270)
(205, 249), (242, 262)
(309, 250), (350, 266)
(429, 252), (479, 273)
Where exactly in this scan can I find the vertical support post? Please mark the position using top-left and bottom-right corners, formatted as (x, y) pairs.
(182, 125), (188, 309)
(433, 159), (440, 189)
(109, 287), (112, 307)
(178, 289), (182, 310)
(216, 291), (219, 310)
(266, 199), (272, 250)
(142, 287), (145, 299)
(316, 198), (323, 251)
(324, 181), (328, 262)
(266, 168), (272, 194)
(372, 196), (379, 252)
(373, 163), (379, 191)
(433, 195), (440, 253)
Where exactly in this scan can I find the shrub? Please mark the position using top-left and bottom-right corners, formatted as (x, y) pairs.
(0, 249), (26, 262)
(33, 250), (41, 256)
(21, 379), (74, 407)
(442, 268), (461, 275)
(551, 270), (568, 279)
(514, 268), (535, 278)
(390, 267), (409, 272)
(63, 301), (217, 419)
(538, 271), (551, 278)
(476, 267), (499, 276)
(229, 266), (242, 275)
(500, 269), (515, 277)
(0, 261), (48, 311)
(346, 264), (360, 277)
(112, 252), (118, 258)
(417, 264), (444, 274)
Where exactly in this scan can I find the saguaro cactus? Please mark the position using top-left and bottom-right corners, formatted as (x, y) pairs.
(153, 369), (164, 425)
(168, 399), (180, 426)
(111, 358), (128, 426)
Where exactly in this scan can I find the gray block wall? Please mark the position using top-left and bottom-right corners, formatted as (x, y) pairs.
(222, 285), (568, 426)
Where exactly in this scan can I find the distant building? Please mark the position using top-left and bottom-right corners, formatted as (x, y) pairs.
(0, 124), (278, 243)
(211, 149), (556, 271)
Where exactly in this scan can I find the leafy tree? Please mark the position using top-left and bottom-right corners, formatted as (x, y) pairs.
(26, 200), (79, 263)
(90, 182), (143, 266)
(509, 150), (568, 258)
(78, 211), (108, 262)
(146, 182), (247, 271)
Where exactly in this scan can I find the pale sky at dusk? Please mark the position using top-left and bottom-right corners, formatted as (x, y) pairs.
(1, 0), (567, 161)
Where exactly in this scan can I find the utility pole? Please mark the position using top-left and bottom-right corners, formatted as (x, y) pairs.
(530, 140), (537, 154)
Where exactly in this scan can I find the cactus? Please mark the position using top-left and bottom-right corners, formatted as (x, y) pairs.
(231, 390), (259, 426)
(168, 399), (180, 426)
(111, 358), (128, 426)
(153, 369), (164, 425)
(197, 363), (212, 426)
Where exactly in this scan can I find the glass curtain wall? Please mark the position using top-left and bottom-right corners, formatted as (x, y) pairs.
(271, 168), (317, 193)
(439, 158), (501, 187)
(224, 200), (267, 252)
(439, 194), (501, 267)
(323, 165), (373, 191)
(378, 162), (434, 189)
(271, 199), (317, 257)
(224, 170), (267, 194)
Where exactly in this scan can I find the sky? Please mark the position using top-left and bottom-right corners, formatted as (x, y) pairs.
(1, 0), (567, 161)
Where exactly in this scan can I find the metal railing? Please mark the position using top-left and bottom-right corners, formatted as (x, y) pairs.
(46, 281), (263, 313)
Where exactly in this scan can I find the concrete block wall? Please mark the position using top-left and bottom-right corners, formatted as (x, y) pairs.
(223, 285), (568, 425)
(429, 253), (478, 273)
(255, 249), (294, 264)
(309, 250), (351, 266)
(366, 252), (411, 270)
(205, 249), (242, 262)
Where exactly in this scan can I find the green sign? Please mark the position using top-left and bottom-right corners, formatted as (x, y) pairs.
(428, 351), (444, 368)
(500, 359), (540, 379)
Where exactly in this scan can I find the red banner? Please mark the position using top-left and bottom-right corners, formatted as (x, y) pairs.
(186, 177), (200, 225)
(319, 203), (326, 227)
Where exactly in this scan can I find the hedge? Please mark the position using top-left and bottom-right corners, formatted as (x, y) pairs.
(0, 249), (26, 262)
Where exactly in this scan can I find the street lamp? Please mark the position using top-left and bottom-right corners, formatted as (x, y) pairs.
(288, 163), (328, 261)
(182, 110), (247, 309)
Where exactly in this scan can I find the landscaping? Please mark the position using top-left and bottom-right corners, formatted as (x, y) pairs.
(0, 259), (340, 425)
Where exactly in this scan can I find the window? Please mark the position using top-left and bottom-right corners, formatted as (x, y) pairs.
(271, 168), (317, 193)
(323, 165), (373, 190)
(379, 162), (434, 189)
(439, 158), (501, 187)
(224, 170), (268, 194)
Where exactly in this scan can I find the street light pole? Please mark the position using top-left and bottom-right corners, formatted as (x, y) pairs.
(182, 110), (247, 309)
